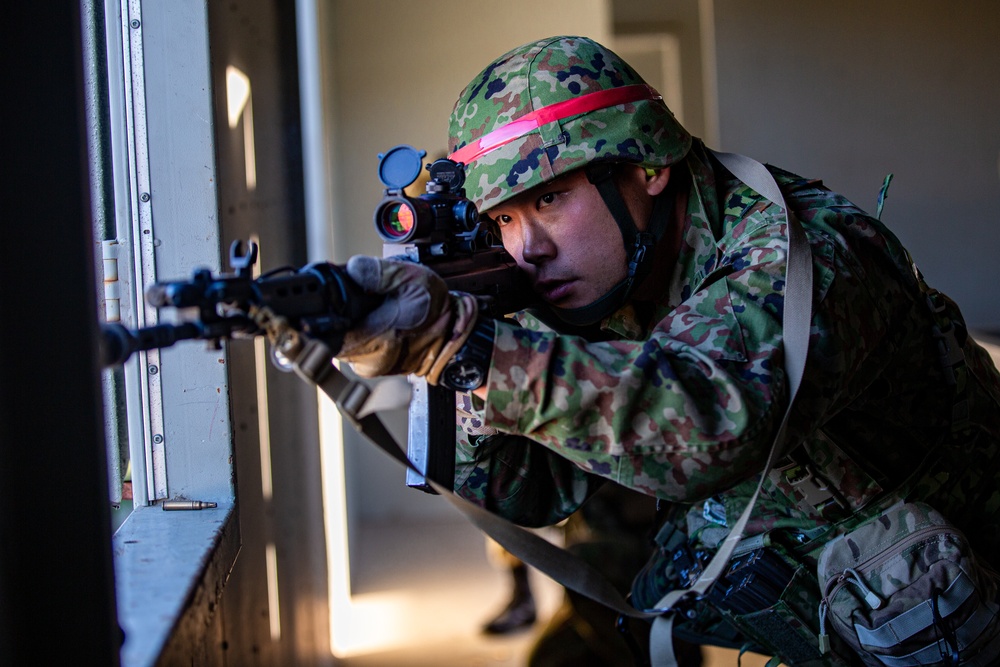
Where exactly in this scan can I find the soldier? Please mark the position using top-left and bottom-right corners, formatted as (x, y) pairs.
(337, 36), (1000, 665)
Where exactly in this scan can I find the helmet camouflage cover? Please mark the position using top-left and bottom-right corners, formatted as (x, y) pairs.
(448, 35), (692, 212)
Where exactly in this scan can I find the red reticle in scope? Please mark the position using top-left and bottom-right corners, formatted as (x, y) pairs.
(384, 202), (414, 238)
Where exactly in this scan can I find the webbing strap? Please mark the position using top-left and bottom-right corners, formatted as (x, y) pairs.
(274, 149), (814, 667)
(586, 162), (640, 251)
(854, 570), (975, 649)
(870, 600), (1000, 667)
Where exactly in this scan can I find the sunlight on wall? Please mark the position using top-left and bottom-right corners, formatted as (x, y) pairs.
(264, 542), (282, 642)
(317, 388), (355, 655)
(329, 591), (413, 657)
(226, 65), (257, 191)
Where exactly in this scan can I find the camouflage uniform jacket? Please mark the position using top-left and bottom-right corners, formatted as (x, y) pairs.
(454, 141), (1000, 563)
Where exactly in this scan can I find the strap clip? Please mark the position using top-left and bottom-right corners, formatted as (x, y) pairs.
(772, 455), (848, 521)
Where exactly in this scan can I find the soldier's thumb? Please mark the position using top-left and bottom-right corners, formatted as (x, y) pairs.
(345, 255), (385, 292)
(347, 256), (433, 333)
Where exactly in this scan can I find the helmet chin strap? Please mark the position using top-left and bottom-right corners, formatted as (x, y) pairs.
(529, 163), (672, 328)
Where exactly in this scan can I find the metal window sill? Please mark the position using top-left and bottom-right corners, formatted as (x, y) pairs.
(113, 501), (239, 667)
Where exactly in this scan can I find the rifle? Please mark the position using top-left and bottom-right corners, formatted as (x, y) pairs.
(100, 239), (379, 368)
(103, 145), (533, 492)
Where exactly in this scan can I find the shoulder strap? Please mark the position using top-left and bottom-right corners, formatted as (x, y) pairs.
(266, 149), (814, 667)
(646, 151), (813, 665)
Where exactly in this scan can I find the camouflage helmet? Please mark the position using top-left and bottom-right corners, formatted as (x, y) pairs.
(448, 35), (692, 213)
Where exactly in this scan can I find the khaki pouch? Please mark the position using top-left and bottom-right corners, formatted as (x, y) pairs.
(817, 501), (1000, 667)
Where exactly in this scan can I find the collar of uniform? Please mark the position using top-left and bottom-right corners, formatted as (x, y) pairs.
(601, 303), (644, 339)
(661, 144), (725, 309)
(601, 145), (729, 339)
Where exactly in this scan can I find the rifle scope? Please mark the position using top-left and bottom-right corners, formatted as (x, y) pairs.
(373, 145), (478, 245)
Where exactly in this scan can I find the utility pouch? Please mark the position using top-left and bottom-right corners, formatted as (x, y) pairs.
(817, 501), (1000, 667)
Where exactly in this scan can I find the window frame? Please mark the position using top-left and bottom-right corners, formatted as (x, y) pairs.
(97, 1), (239, 664)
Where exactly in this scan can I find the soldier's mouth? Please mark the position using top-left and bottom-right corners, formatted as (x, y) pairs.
(535, 278), (575, 303)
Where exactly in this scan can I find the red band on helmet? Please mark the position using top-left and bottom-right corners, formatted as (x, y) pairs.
(448, 84), (662, 166)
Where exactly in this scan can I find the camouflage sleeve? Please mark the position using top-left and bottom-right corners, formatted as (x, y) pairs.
(483, 298), (783, 501)
(454, 393), (603, 526)
(479, 210), (796, 503)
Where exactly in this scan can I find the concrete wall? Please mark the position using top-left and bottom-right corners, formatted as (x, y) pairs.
(713, 0), (1000, 330)
(612, 0), (712, 142)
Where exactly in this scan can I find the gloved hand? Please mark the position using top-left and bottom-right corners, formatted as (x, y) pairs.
(339, 256), (479, 384)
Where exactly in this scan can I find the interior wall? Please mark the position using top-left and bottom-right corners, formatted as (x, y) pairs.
(611, 0), (709, 141)
(712, 0), (1000, 330)
(202, 1), (332, 665)
(322, 0), (612, 531)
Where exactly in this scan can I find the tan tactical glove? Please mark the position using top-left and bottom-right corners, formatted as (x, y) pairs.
(339, 256), (479, 384)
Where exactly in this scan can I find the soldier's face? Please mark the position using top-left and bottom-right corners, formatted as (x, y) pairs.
(485, 166), (667, 309)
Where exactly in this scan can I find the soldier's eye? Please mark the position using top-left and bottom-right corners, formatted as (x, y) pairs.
(537, 192), (557, 208)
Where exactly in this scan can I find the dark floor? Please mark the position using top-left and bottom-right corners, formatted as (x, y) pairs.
(337, 517), (773, 667)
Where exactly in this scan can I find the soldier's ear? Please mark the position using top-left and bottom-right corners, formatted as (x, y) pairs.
(644, 167), (671, 197)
